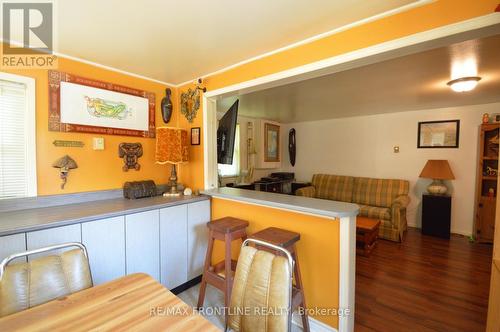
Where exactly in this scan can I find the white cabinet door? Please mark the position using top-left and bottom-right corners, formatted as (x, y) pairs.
(160, 205), (188, 289)
(82, 216), (125, 285)
(0, 233), (27, 263)
(125, 210), (160, 281)
(27, 224), (81, 260)
(187, 200), (210, 280)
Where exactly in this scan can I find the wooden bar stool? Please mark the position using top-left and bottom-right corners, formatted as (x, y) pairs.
(250, 227), (310, 332)
(197, 217), (249, 311)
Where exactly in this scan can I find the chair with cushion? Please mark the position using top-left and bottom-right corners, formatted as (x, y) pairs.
(228, 238), (293, 332)
(296, 174), (410, 242)
(0, 242), (93, 317)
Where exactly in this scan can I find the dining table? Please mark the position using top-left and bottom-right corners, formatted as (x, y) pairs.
(0, 273), (220, 331)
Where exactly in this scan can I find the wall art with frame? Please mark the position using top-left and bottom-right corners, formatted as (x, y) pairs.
(417, 120), (460, 148)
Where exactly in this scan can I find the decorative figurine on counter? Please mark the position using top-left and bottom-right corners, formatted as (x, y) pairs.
(482, 113), (490, 124)
(488, 188), (495, 198)
(52, 155), (78, 189)
(161, 88), (173, 124)
(180, 78), (207, 123)
(118, 143), (143, 171)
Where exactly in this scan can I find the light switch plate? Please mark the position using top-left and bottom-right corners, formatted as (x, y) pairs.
(93, 137), (105, 150)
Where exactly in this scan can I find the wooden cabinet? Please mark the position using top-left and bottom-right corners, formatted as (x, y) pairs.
(187, 200), (210, 280)
(0, 199), (210, 288)
(0, 233), (26, 263)
(27, 224), (81, 260)
(160, 205), (188, 289)
(82, 216), (126, 285)
(475, 123), (499, 243)
(125, 210), (160, 281)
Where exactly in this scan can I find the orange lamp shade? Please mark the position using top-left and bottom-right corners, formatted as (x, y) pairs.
(155, 127), (189, 164)
(419, 160), (455, 180)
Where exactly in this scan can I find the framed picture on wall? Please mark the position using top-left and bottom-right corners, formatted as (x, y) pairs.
(191, 127), (201, 145)
(417, 120), (460, 148)
(264, 123), (280, 162)
(48, 70), (156, 138)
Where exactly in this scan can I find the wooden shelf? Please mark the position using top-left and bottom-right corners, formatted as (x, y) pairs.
(482, 156), (498, 160)
(483, 176), (498, 181)
(481, 196), (497, 200)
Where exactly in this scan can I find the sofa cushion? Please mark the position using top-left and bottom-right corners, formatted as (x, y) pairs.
(358, 205), (391, 221)
(353, 177), (409, 208)
(311, 174), (354, 202)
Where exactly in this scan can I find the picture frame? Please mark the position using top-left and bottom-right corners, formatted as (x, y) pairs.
(191, 127), (201, 145)
(417, 120), (460, 148)
(264, 123), (280, 162)
(48, 70), (156, 138)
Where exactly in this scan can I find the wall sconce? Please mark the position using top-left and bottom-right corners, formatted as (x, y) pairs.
(180, 78), (207, 123)
(52, 155), (77, 189)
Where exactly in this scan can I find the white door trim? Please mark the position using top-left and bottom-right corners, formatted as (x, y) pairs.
(202, 13), (500, 331)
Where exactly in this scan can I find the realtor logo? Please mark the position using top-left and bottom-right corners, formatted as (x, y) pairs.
(1, 0), (57, 68)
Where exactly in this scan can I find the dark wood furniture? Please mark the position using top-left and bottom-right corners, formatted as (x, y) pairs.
(197, 217), (249, 319)
(474, 123), (499, 243)
(249, 227), (310, 332)
(422, 194), (451, 239)
(0, 273), (219, 331)
(356, 217), (381, 256)
(253, 178), (293, 194)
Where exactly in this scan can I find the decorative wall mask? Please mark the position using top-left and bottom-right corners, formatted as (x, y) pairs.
(289, 128), (296, 166)
(180, 78), (206, 123)
(118, 143), (143, 171)
(52, 155), (78, 189)
(161, 88), (173, 124)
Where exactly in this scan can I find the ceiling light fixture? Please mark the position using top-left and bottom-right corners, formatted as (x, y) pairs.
(447, 76), (481, 92)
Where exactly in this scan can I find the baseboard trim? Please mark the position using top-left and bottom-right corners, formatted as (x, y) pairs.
(171, 275), (202, 295)
(407, 224), (472, 238)
(292, 312), (338, 332)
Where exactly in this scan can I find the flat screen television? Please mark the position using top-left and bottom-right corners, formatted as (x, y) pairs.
(217, 100), (239, 165)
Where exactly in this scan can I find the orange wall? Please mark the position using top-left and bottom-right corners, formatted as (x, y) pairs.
(210, 197), (341, 327)
(2, 0), (496, 195)
(1, 56), (201, 196)
(179, 0), (499, 189)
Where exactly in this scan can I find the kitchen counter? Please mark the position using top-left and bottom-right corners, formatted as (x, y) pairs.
(0, 195), (209, 236)
(201, 187), (358, 219)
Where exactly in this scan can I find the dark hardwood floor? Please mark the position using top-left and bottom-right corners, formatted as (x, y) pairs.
(355, 228), (493, 332)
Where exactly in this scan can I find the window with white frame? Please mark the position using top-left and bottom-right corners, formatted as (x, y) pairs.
(218, 124), (240, 177)
(0, 73), (37, 199)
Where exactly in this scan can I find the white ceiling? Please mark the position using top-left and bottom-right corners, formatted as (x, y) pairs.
(217, 33), (500, 123)
(57, 0), (418, 85)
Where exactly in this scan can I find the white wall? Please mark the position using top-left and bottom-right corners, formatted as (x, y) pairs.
(281, 102), (500, 236)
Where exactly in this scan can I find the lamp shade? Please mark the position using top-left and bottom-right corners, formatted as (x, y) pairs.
(419, 160), (455, 180)
(155, 127), (189, 164)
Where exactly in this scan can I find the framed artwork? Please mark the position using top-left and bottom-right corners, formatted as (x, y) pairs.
(264, 123), (280, 162)
(418, 120), (460, 148)
(48, 70), (156, 138)
(191, 127), (201, 145)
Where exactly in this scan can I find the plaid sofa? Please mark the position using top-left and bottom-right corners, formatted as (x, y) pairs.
(296, 174), (410, 242)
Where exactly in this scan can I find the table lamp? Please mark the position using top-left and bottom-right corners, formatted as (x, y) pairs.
(155, 127), (189, 196)
(419, 160), (455, 195)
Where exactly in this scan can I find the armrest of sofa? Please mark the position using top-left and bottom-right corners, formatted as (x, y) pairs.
(391, 195), (410, 209)
(295, 186), (316, 198)
(390, 195), (410, 233)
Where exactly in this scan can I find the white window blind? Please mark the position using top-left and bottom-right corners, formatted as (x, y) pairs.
(0, 78), (34, 198)
(218, 124), (240, 177)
